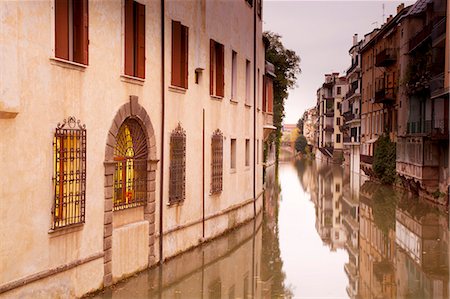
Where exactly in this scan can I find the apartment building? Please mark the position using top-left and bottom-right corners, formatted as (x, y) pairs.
(342, 34), (362, 174)
(396, 0), (449, 202)
(315, 73), (348, 163)
(0, 0), (270, 297)
(302, 106), (318, 147)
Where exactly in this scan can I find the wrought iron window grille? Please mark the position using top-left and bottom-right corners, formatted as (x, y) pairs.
(169, 123), (186, 203)
(211, 129), (223, 194)
(52, 117), (86, 229)
(113, 118), (148, 210)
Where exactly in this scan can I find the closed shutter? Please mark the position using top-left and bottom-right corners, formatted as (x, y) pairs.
(210, 39), (215, 95)
(55, 0), (69, 60)
(262, 75), (267, 112)
(135, 2), (145, 78)
(181, 25), (188, 89)
(73, 0), (88, 65)
(267, 78), (273, 113)
(216, 43), (224, 97)
(171, 21), (181, 87)
(124, 0), (134, 76)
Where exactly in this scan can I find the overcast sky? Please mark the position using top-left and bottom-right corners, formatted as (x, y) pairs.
(263, 0), (415, 124)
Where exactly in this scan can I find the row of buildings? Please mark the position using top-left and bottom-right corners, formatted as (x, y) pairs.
(0, 0), (277, 297)
(303, 0), (450, 204)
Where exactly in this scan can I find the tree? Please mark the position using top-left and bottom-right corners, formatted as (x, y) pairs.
(296, 116), (304, 135)
(295, 135), (307, 154)
(264, 31), (301, 164)
(373, 134), (397, 184)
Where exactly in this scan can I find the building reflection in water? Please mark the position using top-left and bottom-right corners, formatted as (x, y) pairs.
(94, 164), (293, 299)
(296, 159), (449, 299)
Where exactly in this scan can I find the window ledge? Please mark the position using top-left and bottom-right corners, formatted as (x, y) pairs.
(245, 166), (251, 171)
(244, 103), (252, 108)
(230, 98), (239, 104)
(120, 74), (145, 86)
(48, 222), (84, 237)
(211, 95), (224, 101)
(169, 85), (187, 94)
(230, 168), (236, 174)
(167, 200), (184, 207)
(50, 57), (87, 71)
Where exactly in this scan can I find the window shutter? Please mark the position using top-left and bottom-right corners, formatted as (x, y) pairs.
(135, 2), (145, 78)
(171, 21), (181, 87)
(55, 0), (69, 60)
(268, 78), (274, 113)
(73, 0), (88, 65)
(182, 25), (189, 89)
(124, 0), (134, 76)
(210, 39), (215, 95)
(216, 43), (224, 97)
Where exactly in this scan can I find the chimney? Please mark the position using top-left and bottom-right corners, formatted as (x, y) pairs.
(353, 34), (358, 46)
(387, 14), (393, 23)
(397, 3), (404, 13)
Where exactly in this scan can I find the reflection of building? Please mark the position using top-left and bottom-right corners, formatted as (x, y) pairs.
(0, 0), (267, 296)
(395, 198), (449, 298)
(302, 107), (318, 147)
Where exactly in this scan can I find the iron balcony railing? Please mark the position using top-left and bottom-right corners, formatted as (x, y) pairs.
(431, 17), (446, 42)
(430, 73), (445, 98)
(375, 48), (396, 67)
(409, 23), (432, 52)
(407, 119), (449, 138)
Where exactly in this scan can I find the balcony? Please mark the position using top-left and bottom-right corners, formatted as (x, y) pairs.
(407, 119), (448, 139)
(360, 154), (373, 165)
(430, 73), (446, 98)
(324, 125), (334, 133)
(325, 108), (334, 117)
(375, 48), (396, 67)
(431, 17), (446, 44)
(346, 62), (360, 76)
(374, 78), (395, 104)
(409, 23), (432, 52)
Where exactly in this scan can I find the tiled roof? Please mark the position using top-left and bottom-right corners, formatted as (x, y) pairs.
(407, 0), (431, 16)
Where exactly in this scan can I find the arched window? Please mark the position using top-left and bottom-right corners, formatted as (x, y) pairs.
(113, 118), (148, 210)
(169, 123), (186, 203)
(211, 129), (223, 194)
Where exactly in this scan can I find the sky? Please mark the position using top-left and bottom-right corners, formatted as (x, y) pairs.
(263, 0), (415, 124)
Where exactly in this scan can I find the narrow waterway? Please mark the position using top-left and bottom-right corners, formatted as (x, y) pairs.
(94, 160), (449, 299)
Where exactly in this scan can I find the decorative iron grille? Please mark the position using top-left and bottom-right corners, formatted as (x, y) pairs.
(52, 117), (86, 229)
(211, 129), (223, 194)
(113, 118), (148, 210)
(169, 123), (186, 203)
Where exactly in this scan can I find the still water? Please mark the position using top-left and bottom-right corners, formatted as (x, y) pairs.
(95, 160), (449, 298)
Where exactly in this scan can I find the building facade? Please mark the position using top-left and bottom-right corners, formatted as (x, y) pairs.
(0, 0), (271, 297)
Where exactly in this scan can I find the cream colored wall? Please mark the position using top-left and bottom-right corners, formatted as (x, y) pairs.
(0, 0), (163, 293)
(161, 0), (264, 258)
(0, 0), (265, 295)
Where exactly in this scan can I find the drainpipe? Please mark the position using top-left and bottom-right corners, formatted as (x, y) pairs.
(159, 0), (165, 264)
(252, 0), (257, 218)
(202, 109), (205, 238)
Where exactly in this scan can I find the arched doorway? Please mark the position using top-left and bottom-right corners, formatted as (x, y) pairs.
(103, 96), (158, 286)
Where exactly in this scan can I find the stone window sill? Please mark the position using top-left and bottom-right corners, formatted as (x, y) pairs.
(167, 200), (184, 207)
(50, 57), (87, 71)
(120, 74), (145, 86)
(230, 168), (236, 174)
(48, 222), (84, 237)
(211, 95), (224, 101)
(244, 103), (252, 108)
(169, 85), (187, 94)
(230, 98), (239, 104)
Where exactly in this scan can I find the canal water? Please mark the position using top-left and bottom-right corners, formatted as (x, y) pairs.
(94, 160), (449, 299)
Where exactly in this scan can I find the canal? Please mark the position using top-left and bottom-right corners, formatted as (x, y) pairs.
(94, 160), (449, 298)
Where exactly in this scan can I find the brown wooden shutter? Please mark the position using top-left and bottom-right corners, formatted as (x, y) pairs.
(124, 0), (134, 76)
(210, 39), (215, 95)
(73, 0), (88, 65)
(55, 0), (69, 60)
(135, 2), (145, 78)
(171, 21), (181, 87)
(181, 25), (189, 89)
(268, 78), (274, 113)
(216, 43), (224, 97)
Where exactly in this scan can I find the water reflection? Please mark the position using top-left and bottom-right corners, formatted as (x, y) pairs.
(95, 160), (448, 298)
(296, 159), (449, 299)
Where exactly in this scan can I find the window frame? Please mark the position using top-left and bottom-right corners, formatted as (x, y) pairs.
(169, 123), (186, 204)
(171, 20), (189, 89)
(210, 39), (225, 97)
(124, 0), (146, 79)
(210, 129), (223, 194)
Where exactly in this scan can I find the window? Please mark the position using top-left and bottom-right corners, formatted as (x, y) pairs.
(171, 20), (189, 88)
(211, 129), (223, 194)
(257, 68), (260, 108)
(169, 123), (186, 203)
(231, 50), (237, 100)
(245, 0), (253, 7)
(256, 139), (259, 164)
(263, 75), (273, 113)
(335, 184), (340, 192)
(245, 60), (251, 105)
(55, 0), (89, 64)
(230, 138), (236, 169)
(337, 86), (341, 95)
(113, 118), (148, 210)
(124, 0), (145, 78)
(52, 117), (86, 229)
(210, 39), (224, 97)
(336, 134), (341, 143)
(245, 139), (250, 166)
(336, 117), (340, 126)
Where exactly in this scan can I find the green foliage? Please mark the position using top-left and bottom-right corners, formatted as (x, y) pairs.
(296, 117), (304, 133)
(295, 135), (307, 154)
(373, 135), (397, 184)
(263, 31), (301, 164)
